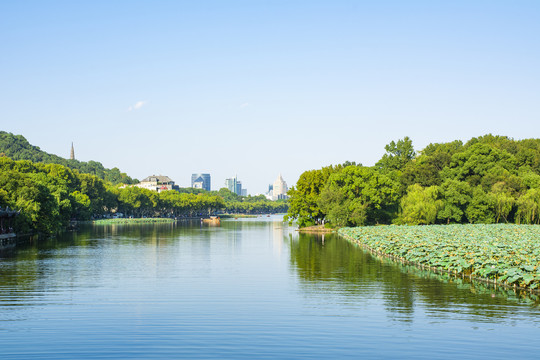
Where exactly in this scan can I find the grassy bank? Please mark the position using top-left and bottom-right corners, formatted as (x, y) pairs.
(339, 224), (540, 291)
(93, 218), (176, 225)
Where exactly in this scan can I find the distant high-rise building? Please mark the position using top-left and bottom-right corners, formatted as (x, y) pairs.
(265, 184), (274, 200)
(272, 174), (288, 200)
(225, 175), (245, 196)
(70, 142), (75, 160)
(191, 173), (211, 191)
(236, 182), (242, 196)
(225, 177), (237, 193)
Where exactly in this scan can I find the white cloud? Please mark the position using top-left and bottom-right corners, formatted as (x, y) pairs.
(239, 102), (250, 109)
(128, 100), (148, 111)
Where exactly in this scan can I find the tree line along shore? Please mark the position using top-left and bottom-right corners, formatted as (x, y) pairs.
(0, 156), (287, 235)
(286, 134), (540, 227)
(90, 214), (261, 225)
(0, 132), (288, 235)
(3, 131), (540, 292)
(285, 134), (540, 291)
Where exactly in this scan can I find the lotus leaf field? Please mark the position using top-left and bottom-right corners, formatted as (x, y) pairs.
(339, 224), (540, 290)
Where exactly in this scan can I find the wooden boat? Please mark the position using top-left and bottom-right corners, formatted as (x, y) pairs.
(201, 216), (221, 225)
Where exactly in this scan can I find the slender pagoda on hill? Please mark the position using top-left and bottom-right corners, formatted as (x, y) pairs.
(70, 142), (75, 160)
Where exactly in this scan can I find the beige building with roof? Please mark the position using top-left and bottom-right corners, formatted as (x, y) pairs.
(135, 175), (176, 192)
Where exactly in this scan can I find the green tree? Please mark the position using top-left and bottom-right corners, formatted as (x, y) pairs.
(318, 166), (400, 226)
(401, 140), (464, 188)
(285, 166), (338, 227)
(465, 186), (496, 224)
(441, 143), (518, 189)
(515, 189), (540, 224)
(217, 188), (240, 202)
(437, 179), (472, 224)
(398, 184), (442, 225)
(1, 171), (62, 233)
(420, 140), (464, 170)
(376, 136), (416, 172)
(117, 186), (154, 217)
(70, 191), (91, 220)
(490, 182), (515, 223)
(79, 173), (109, 216)
(317, 186), (351, 227)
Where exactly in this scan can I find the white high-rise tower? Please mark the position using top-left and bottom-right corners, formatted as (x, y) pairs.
(272, 174), (288, 200)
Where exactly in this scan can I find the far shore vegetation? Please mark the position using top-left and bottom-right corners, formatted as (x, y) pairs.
(286, 134), (540, 228)
(283, 134), (540, 291)
(3, 131), (540, 293)
(218, 214), (258, 218)
(91, 214), (266, 224)
(0, 132), (288, 236)
(92, 218), (176, 225)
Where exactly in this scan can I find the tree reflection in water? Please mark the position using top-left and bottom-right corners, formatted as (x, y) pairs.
(288, 232), (540, 324)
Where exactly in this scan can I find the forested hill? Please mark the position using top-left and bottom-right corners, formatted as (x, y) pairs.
(0, 131), (137, 185)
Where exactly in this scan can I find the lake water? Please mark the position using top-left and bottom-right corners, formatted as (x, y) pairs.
(1, 216), (540, 359)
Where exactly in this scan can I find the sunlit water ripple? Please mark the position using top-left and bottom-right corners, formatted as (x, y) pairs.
(1, 216), (539, 359)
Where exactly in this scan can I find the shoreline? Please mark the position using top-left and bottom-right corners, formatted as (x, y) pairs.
(91, 218), (177, 225)
(89, 213), (281, 224)
(338, 224), (540, 294)
(218, 214), (258, 219)
(297, 225), (336, 233)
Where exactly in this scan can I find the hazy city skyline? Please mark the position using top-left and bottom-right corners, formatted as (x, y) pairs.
(2, 1), (539, 194)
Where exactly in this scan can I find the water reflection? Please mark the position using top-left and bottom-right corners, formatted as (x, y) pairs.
(2, 217), (540, 356)
(288, 231), (540, 324)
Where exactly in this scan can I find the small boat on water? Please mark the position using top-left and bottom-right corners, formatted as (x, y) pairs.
(201, 216), (221, 225)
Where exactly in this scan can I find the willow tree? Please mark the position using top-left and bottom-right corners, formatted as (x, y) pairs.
(398, 184), (442, 225)
(515, 189), (540, 224)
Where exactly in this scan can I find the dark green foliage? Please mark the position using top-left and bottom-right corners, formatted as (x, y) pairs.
(318, 166), (400, 226)
(217, 187), (241, 202)
(0, 131), (136, 185)
(437, 179), (472, 224)
(287, 135), (540, 227)
(285, 165), (341, 227)
(375, 136), (416, 172)
(442, 143), (518, 188)
(177, 187), (208, 195)
(0, 155), (287, 234)
(0, 159), (72, 233)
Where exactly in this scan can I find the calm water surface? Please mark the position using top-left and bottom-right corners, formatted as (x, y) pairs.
(1, 216), (539, 359)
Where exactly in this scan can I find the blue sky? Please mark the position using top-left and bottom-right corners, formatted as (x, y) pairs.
(1, 1), (539, 194)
